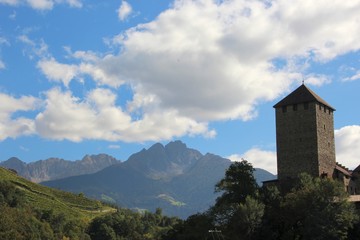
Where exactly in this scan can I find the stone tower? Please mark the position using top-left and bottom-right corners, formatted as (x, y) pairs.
(273, 84), (336, 181)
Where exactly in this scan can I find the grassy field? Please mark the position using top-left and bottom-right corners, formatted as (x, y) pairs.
(0, 167), (115, 222)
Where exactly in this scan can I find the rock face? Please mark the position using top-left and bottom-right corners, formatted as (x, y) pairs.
(123, 140), (203, 180)
(42, 141), (276, 218)
(0, 154), (120, 183)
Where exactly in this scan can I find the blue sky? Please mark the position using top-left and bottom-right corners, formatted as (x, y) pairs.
(1, 0), (360, 174)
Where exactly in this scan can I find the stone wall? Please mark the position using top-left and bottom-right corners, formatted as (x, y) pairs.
(275, 101), (336, 180)
(315, 103), (336, 177)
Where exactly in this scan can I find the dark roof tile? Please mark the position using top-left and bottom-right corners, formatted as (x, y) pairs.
(273, 84), (335, 110)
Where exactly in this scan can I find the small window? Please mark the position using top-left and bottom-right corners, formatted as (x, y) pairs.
(304, 102), (309, 110)
(293, 104), (298, 111)
(282, 106), (287, 113)
(319, 104), (322, 110)
(324, 107), (326, 113)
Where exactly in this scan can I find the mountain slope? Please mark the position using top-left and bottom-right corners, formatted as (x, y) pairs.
(0, 166), (114, 220)
(0, 154), (119, 182)
(43, 141), (276, 218)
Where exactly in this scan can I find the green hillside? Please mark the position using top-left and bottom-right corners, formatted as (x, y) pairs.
(1, 166), (180, 239)
(0, 166), (114, 221)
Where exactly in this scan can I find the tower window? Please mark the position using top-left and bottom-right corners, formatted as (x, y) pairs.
(293, 104), (298, 111)
(304, 102), (309, 110)
(282, 106), (287, 113)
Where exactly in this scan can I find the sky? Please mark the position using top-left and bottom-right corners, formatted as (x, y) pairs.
(1, 0), (360, 175)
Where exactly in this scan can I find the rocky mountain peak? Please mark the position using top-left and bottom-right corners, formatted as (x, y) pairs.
(124, 141), (203, 180)
(0, 154), (119, 183)
(5, 157), (25, 164)
(165, 140), (187, 152)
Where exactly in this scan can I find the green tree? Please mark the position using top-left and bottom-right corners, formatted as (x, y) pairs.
(261, 174), (359, 240)
(228, 196), (265, 240)
(210, 161), (263, 239)
(214, 160), (259, 207)
(88, 207), (179, 240)
(257, 185), (283, 240)
(0, 180), (25, 207)
(163, 212), (214, 240)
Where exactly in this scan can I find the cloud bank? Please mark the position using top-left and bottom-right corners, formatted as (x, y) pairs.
(335, 125), (360, 170)
(228, 148), (277, 175)
(2, 0), (360, 144)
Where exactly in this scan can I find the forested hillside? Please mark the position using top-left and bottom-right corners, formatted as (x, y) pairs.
(0, 166), (181, 239)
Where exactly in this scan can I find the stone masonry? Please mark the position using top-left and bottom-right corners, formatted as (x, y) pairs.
(273, 84), (336, 181)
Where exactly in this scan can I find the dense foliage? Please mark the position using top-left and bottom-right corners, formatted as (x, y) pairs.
(87, 208), (180, 240)
(2, 161), (360, 240)
(0, 180), (92, 239)
(0, 178), (181, 240)
(166, 161), (360, 240)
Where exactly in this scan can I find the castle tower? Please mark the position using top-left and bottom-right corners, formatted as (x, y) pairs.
(273, 84), (336, 181)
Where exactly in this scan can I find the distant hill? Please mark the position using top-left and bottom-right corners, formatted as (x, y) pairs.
(0, 154), (119, 183)
(42, 141), (276, 218)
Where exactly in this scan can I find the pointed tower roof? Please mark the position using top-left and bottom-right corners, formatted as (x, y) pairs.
(273, 84), (335, 110)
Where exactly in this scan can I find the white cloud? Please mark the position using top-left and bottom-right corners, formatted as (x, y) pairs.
(6, 0), (360, 145)
(228, 148), (277, 175)
(303, 74), (331, 86)
(0, 0), (18, 5)
(29, 0), (360, 143)
(37, 58), (78, 87)
(18, 34), (49, 59)
(63, 0), (82, 8)
(108, 144), (120, 149)
(91, 0), (360, 123)
(335, 125), (360, 170)
(0, 36), (9, 70)
(27, 0), (53, 10)
(117, 1), (132, 21)
(343, 71), (360, 82)
(0, 93), (39, 140)
(0, 0), (82, 9)
(35, 88), (214, 142)
(37, 50), (125, 88)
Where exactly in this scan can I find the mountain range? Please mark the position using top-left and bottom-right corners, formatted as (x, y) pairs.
(0, 154), (119, 183)
(40, 141), (275, 218)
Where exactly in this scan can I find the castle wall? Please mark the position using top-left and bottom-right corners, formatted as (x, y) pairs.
(275, 101), (337, 181)
(315, 103), (336, 177)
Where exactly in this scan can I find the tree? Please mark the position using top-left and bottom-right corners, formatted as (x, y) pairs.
(261, 174), (359, 240)
(214, 160), (259, 207)
(209, 161), (263, 239)
(163, 212), (214, 240)
(230, 196), (264, 239)
(0, 180), (25, 207)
